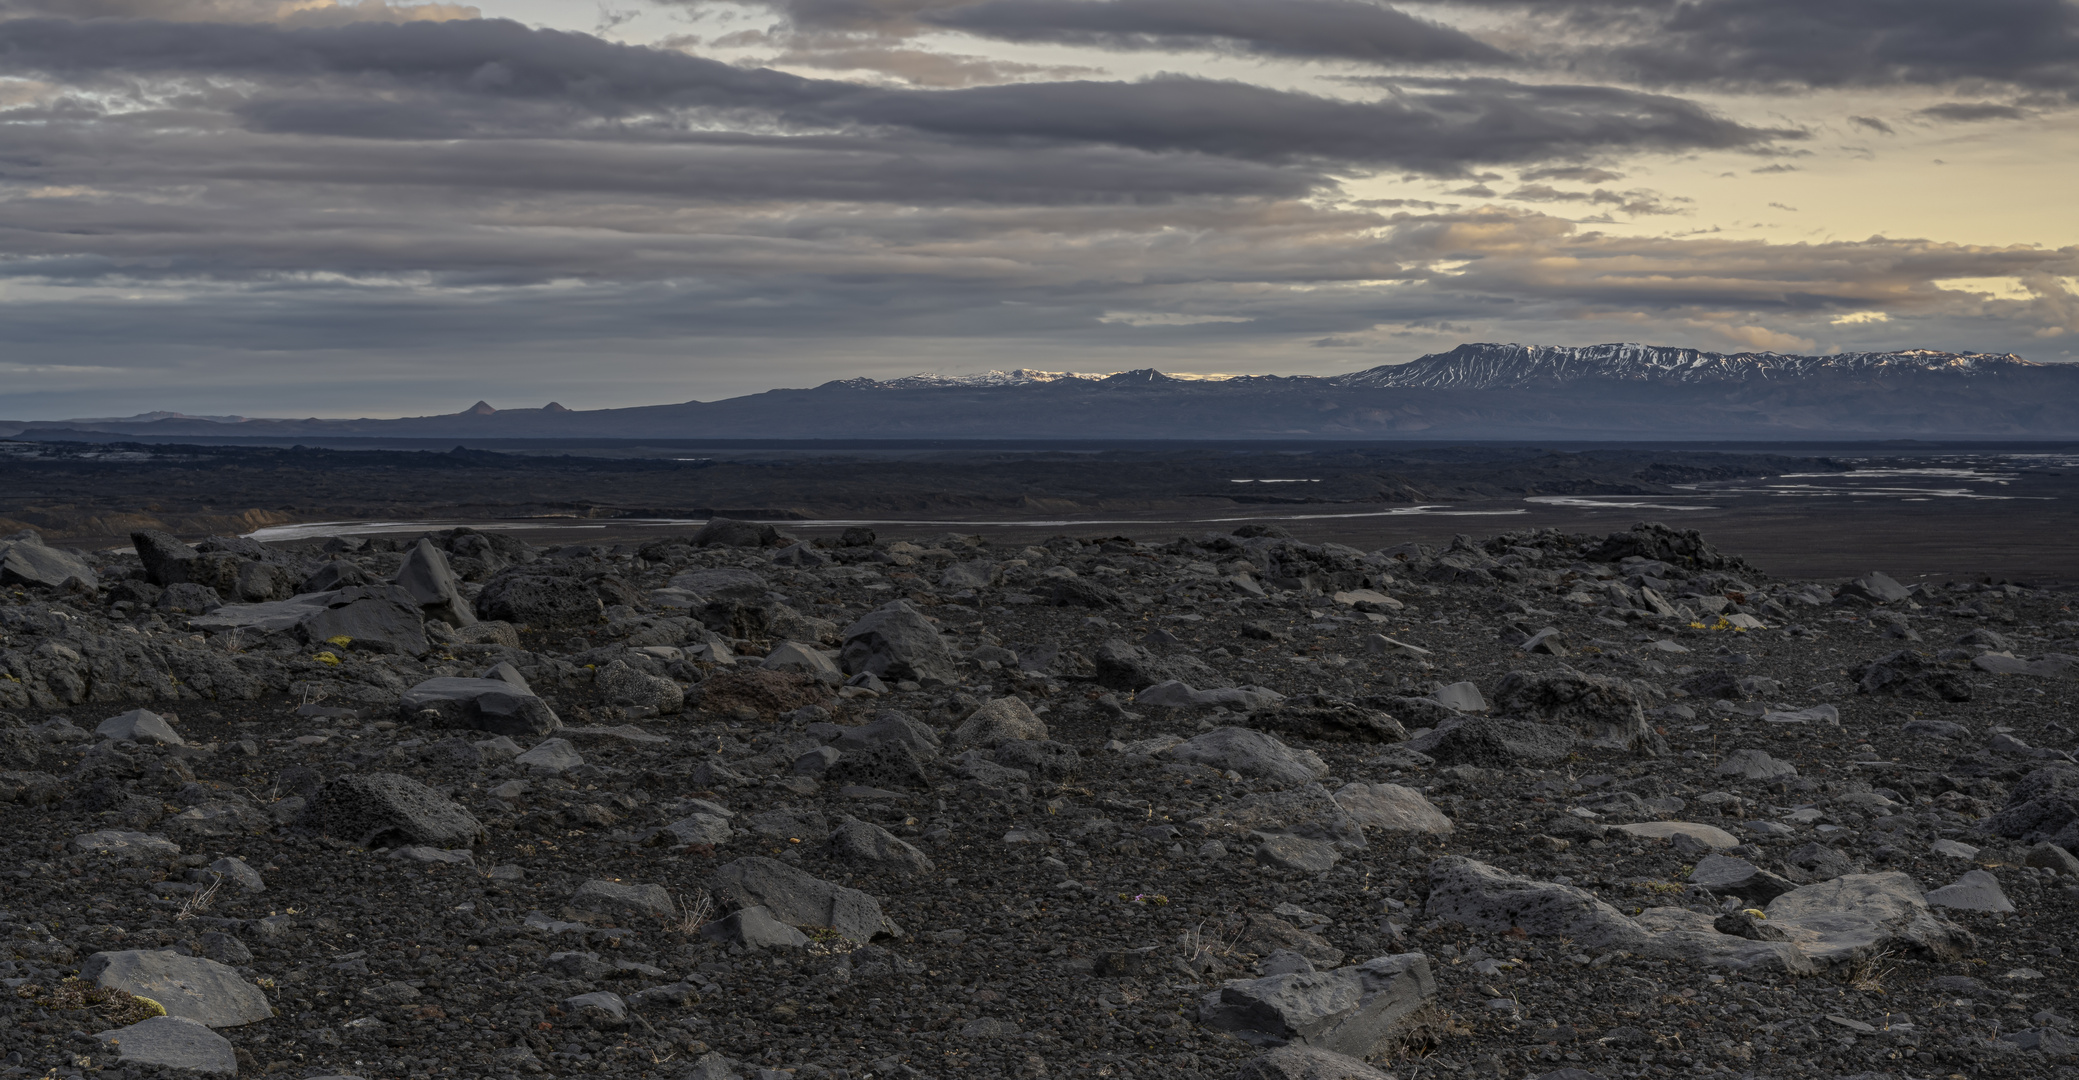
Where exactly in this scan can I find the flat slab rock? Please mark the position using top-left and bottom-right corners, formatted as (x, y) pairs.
(1762, 872), (1972, 965)
(399, 676), (560, 738)
(97, 1015), (237, 1075)
(71, 830), (180, 859)
(1923, 868), (2017, 913)
(1198, 953), (1436, 1058)
(302, 772), (487, 849)
(1333, 782), (1452, 836)
(709, 856), (901, 942)
(1613, 821), (1741, 849)
(1162, 727), (1327, 786)
(81, 950), (273, 1028)
(1426, 857), (1969, 974)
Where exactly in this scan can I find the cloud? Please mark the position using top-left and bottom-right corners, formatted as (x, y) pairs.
(0, 19), (1794, 174)
(858, 75), (1795, 172)
(1916, 101), (2029, 122)
(1517, 165), (1624, 183)
(7, 196), (2078, 414)
(925, 0), (1510, 64)
(1452, 0), (2079, 96)
(1, 5), (2073, 417)
(749, 44), (1099, 86)
(1749, 163), (1796, 174)
(0, 16), (839, 114)
(1847, 115), (1895, 135)
(0, 0), (479, 24)
(1502, 183), (1685, 215)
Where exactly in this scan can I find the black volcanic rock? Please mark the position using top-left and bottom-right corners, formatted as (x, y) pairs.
(3, 517), (2078, 1080)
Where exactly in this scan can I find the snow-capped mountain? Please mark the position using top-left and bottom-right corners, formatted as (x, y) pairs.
(1334, 343), (2036, 390)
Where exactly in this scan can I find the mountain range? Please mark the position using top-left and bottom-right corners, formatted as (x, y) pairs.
(7, 343), (2075, 441)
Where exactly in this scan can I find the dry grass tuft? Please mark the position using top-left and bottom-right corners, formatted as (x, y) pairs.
(17, 978), (166, 1026)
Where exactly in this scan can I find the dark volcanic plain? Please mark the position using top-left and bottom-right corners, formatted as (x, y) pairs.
(1, 469), (2078, 1080)
(5, 438), (2079, 579)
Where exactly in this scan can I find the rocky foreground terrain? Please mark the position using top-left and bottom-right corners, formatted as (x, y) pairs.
(0, 519), (2076, 1080)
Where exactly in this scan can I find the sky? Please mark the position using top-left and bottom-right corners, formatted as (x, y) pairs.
(2, 0), (2078, 418)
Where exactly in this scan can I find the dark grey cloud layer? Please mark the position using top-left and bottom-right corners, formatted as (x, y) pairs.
(845, 75), (1791, 169)
(927, 0), (1508, 63)
(1, 3), (2073, 418)
(0, 17), (1789, 171)
(1454, 0), (2079, 95)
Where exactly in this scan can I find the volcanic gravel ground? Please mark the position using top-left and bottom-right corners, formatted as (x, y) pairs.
(1, 521), (2077, 1080)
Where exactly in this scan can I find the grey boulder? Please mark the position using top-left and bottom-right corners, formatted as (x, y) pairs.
(131, 529), (199, 586)
(81, 950), (272, 1027)
(564, 991), (627, 1026)
(1415, 717), (1574, 768)
(2025, 842), (2079, 877)
(1838, 570), (1911, 604)
(393, 538), (478, 627)
(71, 830), (180, 859)
(691, 517), (780, 547)
(1980, 764), (2079, 849)
(1137, 680), (1287, 712)
(1426, 856), (1649, 950)
(1763, 872), (1971, 964)
(831, 711), (941, 759)
(763, 641), (841, 678)
(840, 606), (957, 685)
(824, 815), (934, 874)
(952, 696), (1048, 747)
(670, 567), (770, 601)
(1428, 857), (1810, 974)
(399, 676), (560, 737)
(701, 906), (809, 949)
(1198, 953), (1435, 1058)
(662, 813), (734, 846)
(1857, 650), (1973, 702)
(571, 879), (675, 920)
(0, 530), (98, 590)
(96, 709), (183, 746)
(709, 856), (900, 942)
(1256, 835), (1341, 873)
(595, 660), (683, 712)
(295, 586), (432, 655)
(1332, 783), (1453, 836)
(1208, 785), (1366, 848)
(96, 1015), (237, 1075)
(302, 772), (487, 848)
(1163, 728), (1326, 787)
(1716, 748), (1798, 780)
(475, 569), (603, 629)
(1687, 854), (1795, 905)
(1924, 869), (2016, 913)
(188, 584), (429, 656)
(1491, 668), (1657, 752)
(514, 738), (584, 775)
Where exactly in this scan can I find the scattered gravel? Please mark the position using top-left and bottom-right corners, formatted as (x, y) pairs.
(1, 521), (2076, 1080)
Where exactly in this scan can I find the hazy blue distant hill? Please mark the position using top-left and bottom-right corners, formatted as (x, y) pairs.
(7, 344), (2076, 441)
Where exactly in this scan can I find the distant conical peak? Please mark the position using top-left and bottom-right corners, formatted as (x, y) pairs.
(465, 401), (497, 415)
(542, 402), (570, 412)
